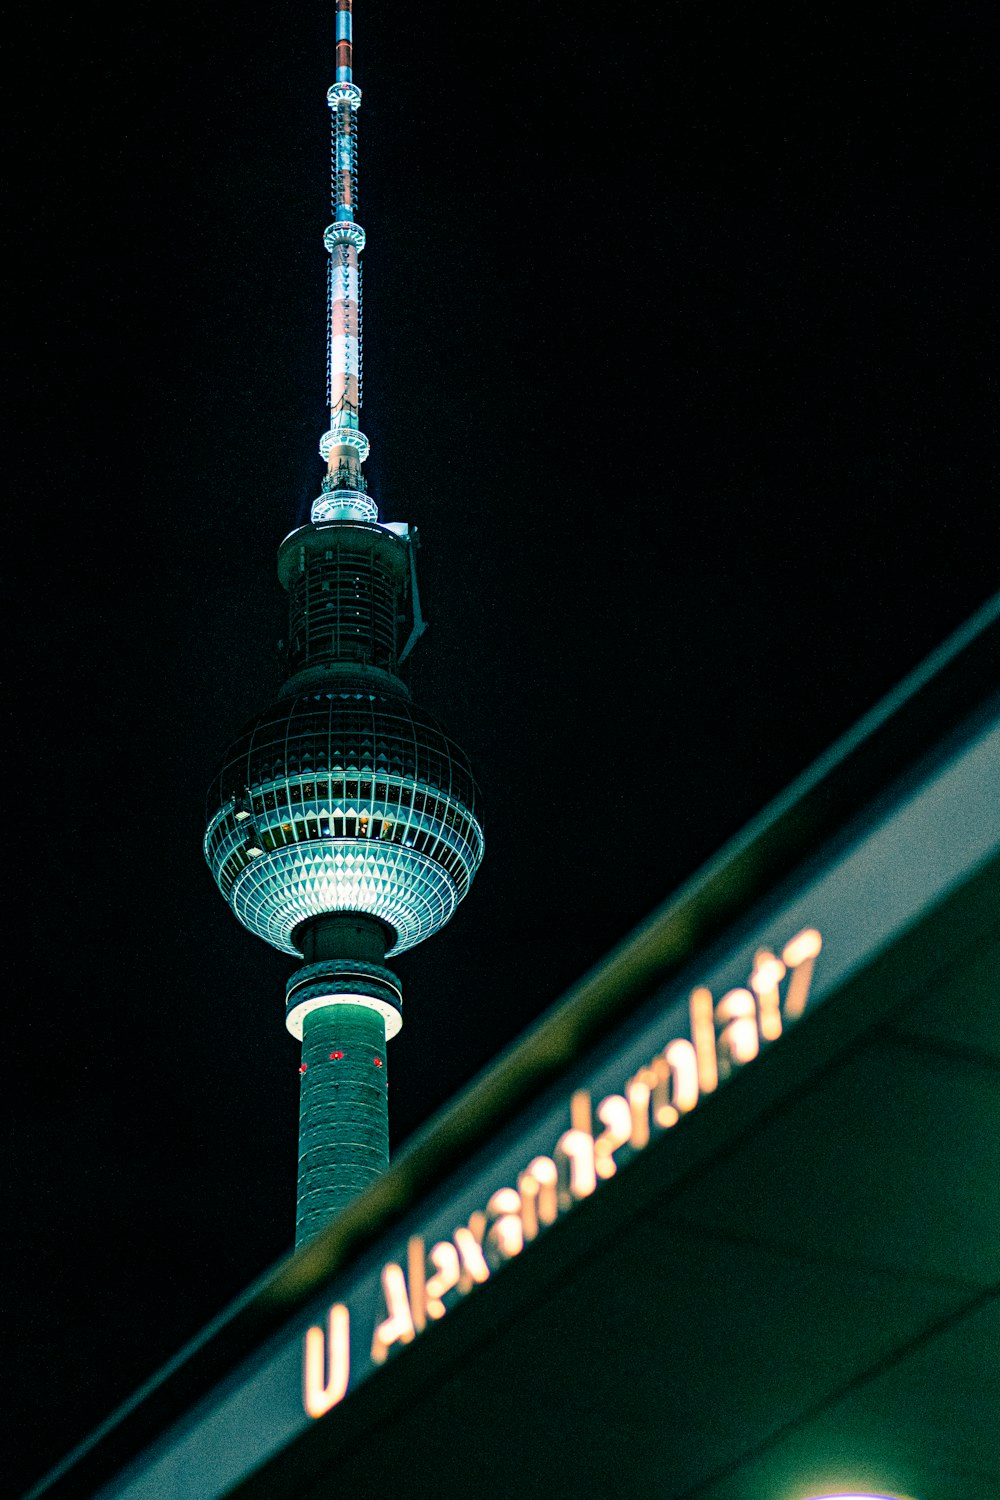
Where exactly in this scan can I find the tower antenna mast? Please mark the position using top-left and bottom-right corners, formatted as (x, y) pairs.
(317, 0), (373, 523)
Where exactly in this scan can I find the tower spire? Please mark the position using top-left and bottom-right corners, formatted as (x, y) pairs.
(317, 0), (372, 523)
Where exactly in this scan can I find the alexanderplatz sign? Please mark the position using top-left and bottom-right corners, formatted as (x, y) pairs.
(307, 921), (825, 1412)
(30, 601), (1000, 1500)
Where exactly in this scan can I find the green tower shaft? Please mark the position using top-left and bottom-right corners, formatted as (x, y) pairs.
(297, 1003), (388, 1245)
(285, 914), (403, 1247)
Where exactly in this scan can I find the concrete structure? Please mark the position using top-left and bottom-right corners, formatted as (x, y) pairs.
(202, 0), (484, 1245)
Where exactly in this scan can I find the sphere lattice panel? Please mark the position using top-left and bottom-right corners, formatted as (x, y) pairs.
(205, 689), (484, 956)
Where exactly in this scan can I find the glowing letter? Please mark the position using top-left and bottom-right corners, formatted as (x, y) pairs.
(424, 1239), (460, 1319)
(664, 1038), (700, 1114)
(485, 1188), (524, 1262)
(570, 1089), (593, 1134)
(652, 1054), (678, 1129)
(715, 988), (759, 1075)
(594, 1094), (632, 1179)
(690, 986), (719, 1093)
(454, 1224), (491, 1289)
(407, 1235), (428, 1333)
(750, 949), (786, 1040)
(518, 1156), (559, 1240)
(303, 1303), (350, 1418)
(626, 1068), (656, 1148)
(371, 1262), (416, 1364)
(555, 1128), (597, 1203)
(782, 928), (823, 1018)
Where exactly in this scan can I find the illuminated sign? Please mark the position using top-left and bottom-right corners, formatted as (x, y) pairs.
(303, 927), (823, 1417)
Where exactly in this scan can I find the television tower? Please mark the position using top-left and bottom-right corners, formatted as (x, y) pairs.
(204, 0), (484, 1248)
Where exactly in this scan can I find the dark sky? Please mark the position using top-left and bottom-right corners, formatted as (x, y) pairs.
(5, 2), (996, 1491)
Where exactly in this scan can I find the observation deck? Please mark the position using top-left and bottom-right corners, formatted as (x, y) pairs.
(205, 687), (483, 956)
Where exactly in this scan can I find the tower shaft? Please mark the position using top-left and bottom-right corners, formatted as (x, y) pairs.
(297, 1003), (388, 1243)
(287, 913), (402, 1248)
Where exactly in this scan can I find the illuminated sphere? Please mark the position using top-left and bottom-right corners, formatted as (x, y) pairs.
(204, 686), (484, 956)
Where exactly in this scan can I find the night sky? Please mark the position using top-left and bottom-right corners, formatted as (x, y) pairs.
(5, 2), (996, 1491)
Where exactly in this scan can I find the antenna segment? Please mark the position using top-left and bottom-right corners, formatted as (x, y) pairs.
(316, 0), (373, 524)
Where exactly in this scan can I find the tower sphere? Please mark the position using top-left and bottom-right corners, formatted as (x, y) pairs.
(204, 685), (484, 957)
